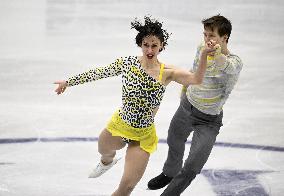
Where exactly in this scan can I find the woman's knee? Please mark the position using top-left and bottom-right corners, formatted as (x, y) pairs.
(98, 129), (125, 153)
(98, 134), (112, 154)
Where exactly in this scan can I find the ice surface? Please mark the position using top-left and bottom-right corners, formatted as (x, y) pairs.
(0, 0), (284, 195)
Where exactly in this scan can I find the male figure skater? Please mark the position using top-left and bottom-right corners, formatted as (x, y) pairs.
(148, 14), (243, 195)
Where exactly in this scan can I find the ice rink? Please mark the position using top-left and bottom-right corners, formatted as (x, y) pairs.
(0, 0), (284, 195)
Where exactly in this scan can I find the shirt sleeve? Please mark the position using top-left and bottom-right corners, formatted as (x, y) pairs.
(66, 57), (123, 87)
(218, 54), (243, 75)
(192, 43), (203, 72)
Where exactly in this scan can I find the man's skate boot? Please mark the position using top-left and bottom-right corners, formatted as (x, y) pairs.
(147, 172), (173, 190)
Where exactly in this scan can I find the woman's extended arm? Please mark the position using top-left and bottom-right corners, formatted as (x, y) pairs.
(54, 57), (123, 95)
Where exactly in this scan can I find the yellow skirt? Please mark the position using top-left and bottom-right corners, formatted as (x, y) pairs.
(106, 110), (158, 154)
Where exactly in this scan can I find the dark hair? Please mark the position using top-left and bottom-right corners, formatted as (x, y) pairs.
(131, 16), (170, 52)
(202, 14), (232, 43)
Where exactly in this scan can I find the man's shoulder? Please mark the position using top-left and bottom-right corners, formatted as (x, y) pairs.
(228, 53), (241, 59)
(227, 53), (243, 64)
(224, 53), (243, 74)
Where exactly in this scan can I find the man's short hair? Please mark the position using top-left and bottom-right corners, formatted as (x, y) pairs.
(202, 14), (232, 43)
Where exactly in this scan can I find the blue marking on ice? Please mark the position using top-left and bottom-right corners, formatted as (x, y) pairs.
(0, 137), (283, 152)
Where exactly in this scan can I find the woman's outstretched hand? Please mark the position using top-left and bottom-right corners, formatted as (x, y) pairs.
(54, 81), (67, 95)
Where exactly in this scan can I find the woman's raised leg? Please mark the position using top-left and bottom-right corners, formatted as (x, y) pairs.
(98, 128), (126, 164)
(89, 128), (126, 178)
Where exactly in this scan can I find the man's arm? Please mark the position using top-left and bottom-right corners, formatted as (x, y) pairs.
(215, 54), (243, 74)
(169, 40), (218, 86)
(170, 51), (207, 86)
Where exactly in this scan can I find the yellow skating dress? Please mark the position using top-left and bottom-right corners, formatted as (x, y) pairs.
(67, 56), (166, 153)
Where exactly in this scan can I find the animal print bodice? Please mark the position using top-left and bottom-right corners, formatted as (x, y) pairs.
(67, 56), (166, 128)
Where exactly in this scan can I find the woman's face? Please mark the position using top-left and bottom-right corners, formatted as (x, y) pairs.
(141, 35), (163, 60)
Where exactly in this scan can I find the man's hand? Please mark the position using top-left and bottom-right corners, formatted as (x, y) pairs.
(204, 40), (220, 57)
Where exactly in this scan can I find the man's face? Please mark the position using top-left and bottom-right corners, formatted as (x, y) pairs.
(203, 27), (227, 46)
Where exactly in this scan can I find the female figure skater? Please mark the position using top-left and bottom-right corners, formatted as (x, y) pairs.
(54, 16), (217, 196)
